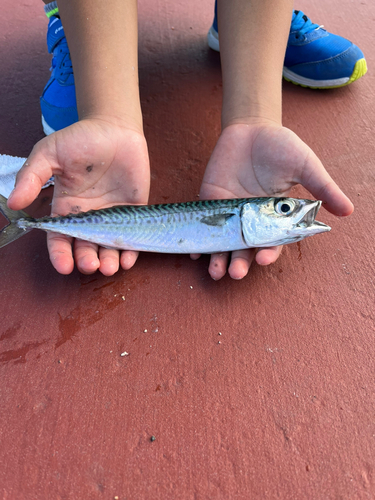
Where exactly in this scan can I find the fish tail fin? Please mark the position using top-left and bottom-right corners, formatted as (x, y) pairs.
(0, 194), (31, 248)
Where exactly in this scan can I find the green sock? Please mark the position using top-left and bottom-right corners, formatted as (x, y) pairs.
(44, 1), (59, 18)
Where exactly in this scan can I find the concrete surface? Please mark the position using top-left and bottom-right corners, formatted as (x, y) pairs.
(0, 0), (374, 499)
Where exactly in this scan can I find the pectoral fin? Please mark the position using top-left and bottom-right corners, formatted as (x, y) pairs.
(200, 213), (235, 227)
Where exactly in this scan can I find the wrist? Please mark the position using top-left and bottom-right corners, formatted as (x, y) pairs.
(78, 101), (143, 134)
(221, 114), (281, 131)
(221, 102), (282, 129)
(221, 73), (283, 128)
(77, 114), (145, 136)
(73, 55), (143, 131)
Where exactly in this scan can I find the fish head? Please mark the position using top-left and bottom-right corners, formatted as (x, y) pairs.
(240, 197), (331, 247)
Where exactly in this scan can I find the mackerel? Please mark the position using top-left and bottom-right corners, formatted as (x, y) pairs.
(0, 195), (330, 253)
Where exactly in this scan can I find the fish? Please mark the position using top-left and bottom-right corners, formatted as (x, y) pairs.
(0, 194), (330, 253)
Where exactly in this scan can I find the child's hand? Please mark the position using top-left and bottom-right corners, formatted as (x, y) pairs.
(193, 121), (353, 280)
(8, 118), (150, 275)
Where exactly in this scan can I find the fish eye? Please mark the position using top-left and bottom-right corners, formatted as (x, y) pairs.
(275, 200), (295, 216)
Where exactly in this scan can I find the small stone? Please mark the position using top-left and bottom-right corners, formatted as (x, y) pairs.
(143, 329), (148, 333)
(150, 435), (156, 442)
(120, 351), (129, 357)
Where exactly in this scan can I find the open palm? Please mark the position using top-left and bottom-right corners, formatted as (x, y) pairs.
(197, 122), (353, 280)
(9, 118), (150, 275)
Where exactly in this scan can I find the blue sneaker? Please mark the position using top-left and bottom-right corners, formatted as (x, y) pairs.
(207, 7), (367, 89)
(40, 16), (78, 135)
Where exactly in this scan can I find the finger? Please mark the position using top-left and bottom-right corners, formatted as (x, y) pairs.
(8, 144), (55, 210)
(120, 250), (139, 270)
(98, 247), (120, 276)
(73, 239), (100, 274)
(301, 150), (354, 217)
(228, 249), (256, 279)
(255, 246), (283, 266)
(208, 252), (230, 280)
(190, 253), (201, 260)
(47, 232), (75, 275)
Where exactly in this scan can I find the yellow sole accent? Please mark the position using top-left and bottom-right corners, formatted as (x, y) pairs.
(284, 58), (368, 90)
(347, 58), (368, 84)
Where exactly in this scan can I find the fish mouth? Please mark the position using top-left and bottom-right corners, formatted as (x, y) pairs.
(295, 200), (331, 233)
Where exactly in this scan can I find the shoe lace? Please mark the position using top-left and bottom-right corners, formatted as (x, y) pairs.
(291, 10), (322, 38)
(51, 39), (73, 76)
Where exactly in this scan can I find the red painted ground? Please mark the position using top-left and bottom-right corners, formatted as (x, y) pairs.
(1, 1), (374, 499)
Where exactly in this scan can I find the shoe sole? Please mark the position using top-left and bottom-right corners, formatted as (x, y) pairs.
(42, 115), (56, 136)
(207, 26), (220, 52)
(283, 58), (368, 89)
(207, 27), (367, 89)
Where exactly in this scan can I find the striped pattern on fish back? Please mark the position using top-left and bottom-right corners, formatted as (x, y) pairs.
(26, 198), (269, 225)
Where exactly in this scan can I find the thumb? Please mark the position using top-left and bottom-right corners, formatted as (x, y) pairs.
(300, 149), (354, 217)
(7, 142), (56, 211)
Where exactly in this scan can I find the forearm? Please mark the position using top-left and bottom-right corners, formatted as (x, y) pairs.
(217, 0), (294, 127)
(58, 0), (142, 131)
